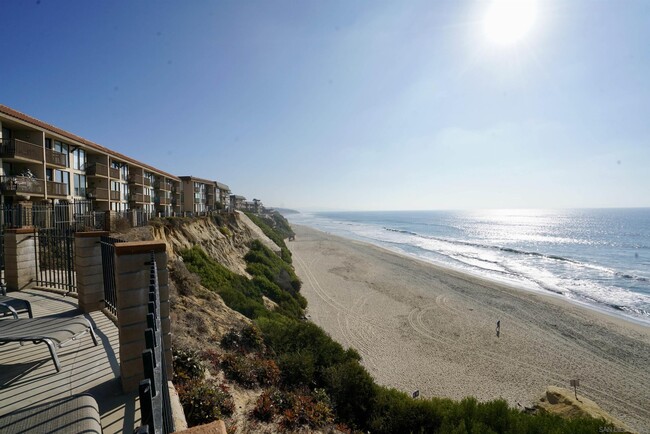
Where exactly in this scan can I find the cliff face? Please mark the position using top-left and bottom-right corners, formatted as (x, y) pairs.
(118, 211), (280, 276)
(116, 211), (282, 347)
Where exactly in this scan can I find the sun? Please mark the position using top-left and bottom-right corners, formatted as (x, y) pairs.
(483, 0), (537, 46)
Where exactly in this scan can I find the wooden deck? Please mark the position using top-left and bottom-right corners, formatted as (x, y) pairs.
(0, 289), (140, 433)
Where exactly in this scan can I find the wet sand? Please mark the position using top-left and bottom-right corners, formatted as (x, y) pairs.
(288, 225), (650, 431)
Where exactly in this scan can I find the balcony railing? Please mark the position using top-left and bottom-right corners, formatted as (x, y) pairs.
(45, 148), (68, 167)
(110, 190), (120, 201)
(143, 177), (152, 187)
(109, 167), (120, 179)
(87, 162), (109, 177)
(128, 174), (143, 184)
(0, 175), (45, 195)
(129, 193), (144, 203)
(87, 188), (109, 200)
(155, 196), (170, 205)
(47, 181), (69, 196)
(0, 138), (44, 163)
(154, 180), (172, 191)
(143, 194), (152, 203)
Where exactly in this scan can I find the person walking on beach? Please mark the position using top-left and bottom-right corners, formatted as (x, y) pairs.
(496, 320), (501, 338)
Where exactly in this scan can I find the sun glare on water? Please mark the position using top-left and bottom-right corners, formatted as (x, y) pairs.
(483, 0), (537, 46)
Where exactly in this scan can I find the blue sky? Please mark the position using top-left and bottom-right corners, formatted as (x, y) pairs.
(2, 0), (649, 210)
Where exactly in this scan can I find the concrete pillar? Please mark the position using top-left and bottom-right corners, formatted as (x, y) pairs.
(4, 228), (37, 292)
(75, 231), (108, 313)
(114, 240), (171, 392)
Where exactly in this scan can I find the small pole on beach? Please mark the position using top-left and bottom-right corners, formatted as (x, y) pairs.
(570, 379), (579, 400)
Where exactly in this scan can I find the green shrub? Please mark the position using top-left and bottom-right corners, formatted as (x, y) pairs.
(182, 246), (268, 319)
(221, 353), (258, 388)
(177, 379), (234, 427)
(278, 352), (316, 388)
(244, 212), (293, 264)
(173, 347), (204, 384)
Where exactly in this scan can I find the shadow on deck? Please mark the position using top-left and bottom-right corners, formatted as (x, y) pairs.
(0, 289), (140, 434)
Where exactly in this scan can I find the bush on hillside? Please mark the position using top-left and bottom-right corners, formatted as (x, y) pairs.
(244, 212), (293, 263)
(177, 379), (234, 427)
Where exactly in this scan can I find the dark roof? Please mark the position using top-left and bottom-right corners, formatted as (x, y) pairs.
(179, 175), (215, 185)
(0, 104), (180, 181)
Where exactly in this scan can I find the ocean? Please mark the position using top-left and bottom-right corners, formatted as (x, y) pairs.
(287, 209), (650, 324)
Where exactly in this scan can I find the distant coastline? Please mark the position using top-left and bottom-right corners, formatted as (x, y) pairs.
(287, 208), (650, 326)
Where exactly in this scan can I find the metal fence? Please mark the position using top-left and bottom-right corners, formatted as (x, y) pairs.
(34, 227), (76, 293)
(0, 200), (100, 230)
(136, 252), (173, 434)
(100, 235), (123, 318)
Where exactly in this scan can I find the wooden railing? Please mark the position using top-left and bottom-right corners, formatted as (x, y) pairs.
(0, 138), (44, 162)
(143, 194), (152, 203)
(109, 167), (120, 179)
(129, 174), (143, 185)
(0, 175), (45, 194)
(110, 190), (120, 201)
(87, 162), (109, 177)
(45, 148), (68, 167)
(47, 181), (69, 196)
(87, 188), (109, 200)
(129, 193), (144, 203)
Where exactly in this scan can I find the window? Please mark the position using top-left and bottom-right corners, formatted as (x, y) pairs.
(72, 148), (86, 170)
(45, 138), (52, 149)
(53, 141), (69, 154)
(122, 183), (129, 201)
(54, 169), (70, 195)
(74, 174), (86, 196)
(111, 181), (120, 192)
(120, 165), (129, 180)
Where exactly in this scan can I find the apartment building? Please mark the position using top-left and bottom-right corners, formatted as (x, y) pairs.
(0, 105), (181, 215)
(215, 182), (231, 210)
(179, 176), (222, 213)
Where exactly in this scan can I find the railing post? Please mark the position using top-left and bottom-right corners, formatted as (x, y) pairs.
(114, 241), (171, 392)
(75, 231), (108, 313)
(4, 228), (37, 292)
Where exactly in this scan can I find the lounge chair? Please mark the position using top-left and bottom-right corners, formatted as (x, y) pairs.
(0, 316), (99, 372)
(0, 393), (102, 433)
(0, 295), (33, 319)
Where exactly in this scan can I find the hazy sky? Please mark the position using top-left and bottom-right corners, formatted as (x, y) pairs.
(2, 1), (649, 210)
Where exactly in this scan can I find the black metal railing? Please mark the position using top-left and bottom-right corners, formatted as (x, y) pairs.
(0, 200), (97, 230)
(34, 227), (76, 293)
(136, 252), (173, 434)
(100, 235), (123, 318)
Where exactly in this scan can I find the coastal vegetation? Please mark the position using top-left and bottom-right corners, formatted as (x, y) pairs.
(175, 212), (614, 433)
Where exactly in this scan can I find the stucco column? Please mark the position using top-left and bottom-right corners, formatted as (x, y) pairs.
(75, 231), (108, 313)
(114, 240), (171, 392)
(4, 228), (37, 292)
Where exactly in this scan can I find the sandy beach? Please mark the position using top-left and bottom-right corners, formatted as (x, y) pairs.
(288, 225), (650, 431)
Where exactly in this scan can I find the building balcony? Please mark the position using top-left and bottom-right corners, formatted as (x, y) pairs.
(143, 194), (152, 203)
(45, 148), (68, 167)
(143, 177), (151, 187)
(47, 181), (69, 197)
(154, 180), (172, 191)
(109, 167), (120, 179)
(110, 190), (120, 201)
(129, 193), (143, 203)
(128, 174), (143, 185)
(0, 175), (45, 195)
(87, 187), (109, 201)
(0, 138), (44, 163)
(86, 162), (109, 177)
(155, 196), (170, 205)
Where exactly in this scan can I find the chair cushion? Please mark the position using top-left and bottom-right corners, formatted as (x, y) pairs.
(0, 394), (102, 433)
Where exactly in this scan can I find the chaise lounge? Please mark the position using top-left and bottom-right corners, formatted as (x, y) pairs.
(0, 295), (33, 319)
(0, 393), (103, 433)
(0, 315), (99, 372)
